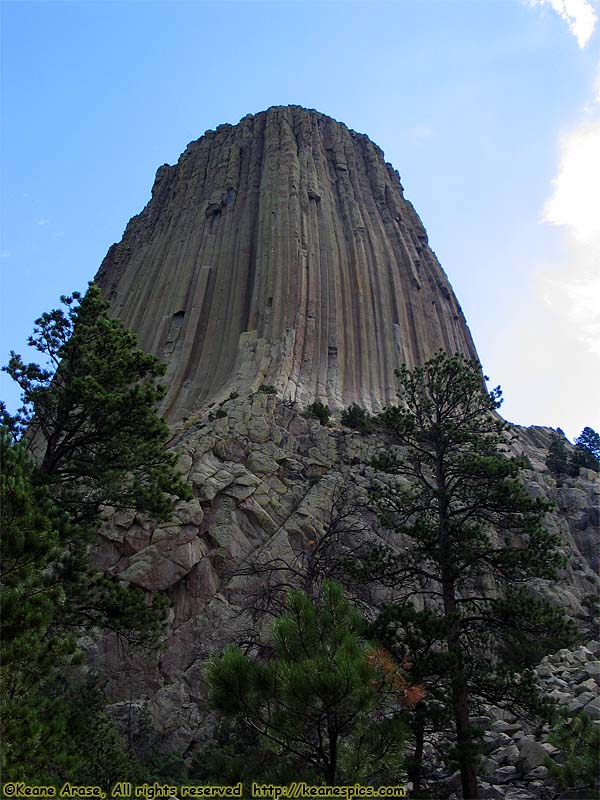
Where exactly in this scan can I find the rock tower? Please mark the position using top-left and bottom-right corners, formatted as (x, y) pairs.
(96, 105), (477, 421)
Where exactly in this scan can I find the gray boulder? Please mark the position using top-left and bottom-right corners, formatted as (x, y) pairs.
(517, 737), (548, 773)
(492, 765), (517, 784)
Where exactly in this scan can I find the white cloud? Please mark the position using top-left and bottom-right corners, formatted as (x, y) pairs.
(530, 0), (598, 47)
(487, 58), (600, 438)
(484, 224), (599, 438)
(540, 116), (600, 364)
(543, 121), (600, 238)
(541, 244), (600, 355)
(486, 281), (600, 439)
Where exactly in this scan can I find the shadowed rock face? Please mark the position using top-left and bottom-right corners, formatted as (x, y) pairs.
(96, 105), (477, 422)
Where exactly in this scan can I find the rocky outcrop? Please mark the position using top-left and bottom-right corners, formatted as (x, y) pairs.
(95, 106), (477, 422)
(87, 396), (600, 754)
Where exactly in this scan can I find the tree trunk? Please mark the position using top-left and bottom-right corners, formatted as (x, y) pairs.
(452, 670), (478, 799)
(443, 578), (478, 799)
(409, 710), (425, 798)
(326, 713), (338, 785)
(437, 452), (478, 799)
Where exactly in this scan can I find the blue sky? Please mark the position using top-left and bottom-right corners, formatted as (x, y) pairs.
(1, 0), (599, 439)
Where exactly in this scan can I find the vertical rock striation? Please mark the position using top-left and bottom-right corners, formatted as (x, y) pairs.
(96, 105), (477, 422)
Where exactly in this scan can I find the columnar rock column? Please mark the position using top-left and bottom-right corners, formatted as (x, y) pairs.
(96, 105), (478, 422)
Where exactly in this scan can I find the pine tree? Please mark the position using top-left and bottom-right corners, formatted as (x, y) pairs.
(0, 429), (78, 779)
(0, 425), (169, 780)
(1, 670), (142, 787)
(545, 710), (600, 793)
(206, 582), (410, 786)
(572, 426), (600, 471)
(546, 431), (579, 478)
(358, 352), (578, 799)
(1, 285), (190, 779)
(3, 284), (189, 523)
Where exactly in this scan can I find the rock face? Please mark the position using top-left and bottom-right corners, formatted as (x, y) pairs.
(89, 397), (600, 754)
(96, 105), (477, 422)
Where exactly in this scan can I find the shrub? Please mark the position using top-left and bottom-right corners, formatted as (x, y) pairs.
(340, 403), (373, 433)
(306, 401), (330, 426)
(259, 384), (277, 395)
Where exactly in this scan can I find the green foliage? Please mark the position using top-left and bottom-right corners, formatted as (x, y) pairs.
(142, 752), (188, 782)
(189, 720), (278, 784)
(371, 354), (569, 592)
(0, 429), (77, 676)
(0, 431), (69, 779)
(546, 426), (599, 476)
(340, 403), (373, 433)
(0, 674), (137, 788)
(572, 426), (600, 471)
(306, 400), (330, 426)
(361, 352), (577, 798)
(367, 604), (453, 794)
(575, 426), (600, 459)
(546, 431), (579, 478)
(545, 711), (600, 792)
(1, 285), (189, 780)
(206, 582), (408, 785)
(492, 591), (580, 670)
(215, 408), (227, 419)
(258, 384), (277, 394)
(59, 678), (138, 790)
(0, 428), (169, 781)
(3, 284), (190, 524)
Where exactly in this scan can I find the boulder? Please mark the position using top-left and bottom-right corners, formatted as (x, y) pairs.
(584, 695), (600, 720)
(584, 661), (600, 680)
(492, 765), (517, 784)
(517, 738), (548, 773)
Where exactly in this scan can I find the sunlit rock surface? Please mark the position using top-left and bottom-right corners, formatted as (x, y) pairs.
(96, 105), (477, 422)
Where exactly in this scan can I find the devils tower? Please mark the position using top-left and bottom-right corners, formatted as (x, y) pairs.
(90, 106), (598, 759)
(96, 105), (477, 421)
